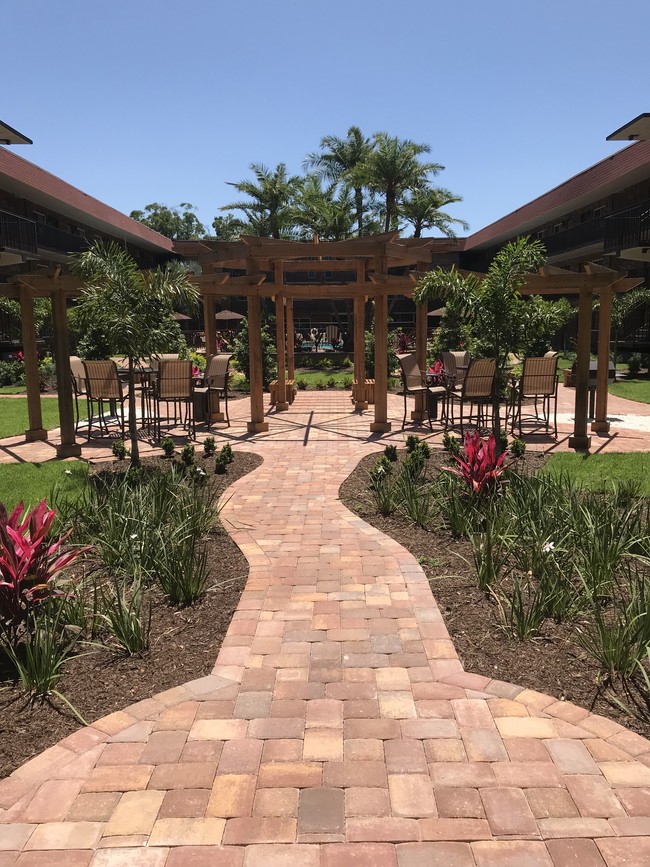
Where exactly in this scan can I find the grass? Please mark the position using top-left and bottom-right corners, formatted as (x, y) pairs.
(609, 377), (650, 405)
(0, 397), (65, 438)
(0, 385), (27, 394)
(541, 452), (650, 495)
(295, 368), (353, 386)
(0, 460), (88, 512)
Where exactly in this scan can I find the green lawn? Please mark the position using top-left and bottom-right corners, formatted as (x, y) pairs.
(609, 377), (650, 405)
(295, 368), (354, 387)
(0, 385), (27, 394)
(541, 452), (650, 495)
(0, 397), (64, 439)
(0, 460), (88, 512)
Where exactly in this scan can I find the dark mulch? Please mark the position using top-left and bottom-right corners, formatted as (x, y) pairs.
(0, 451), (262, 780)
(340, 449), (650, 738)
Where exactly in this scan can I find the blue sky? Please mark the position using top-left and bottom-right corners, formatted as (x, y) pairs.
(4, 0), (650, 237)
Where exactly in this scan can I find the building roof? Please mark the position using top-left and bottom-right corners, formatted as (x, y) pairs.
(0, 120), (32, 145)
(0, 148), (174, 254)
(464, 140), (650, 251)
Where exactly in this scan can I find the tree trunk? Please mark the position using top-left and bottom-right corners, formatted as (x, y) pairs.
(355, 187), (364, 237)
(384, 190), (396, 233)
(128, 357), (140, 466)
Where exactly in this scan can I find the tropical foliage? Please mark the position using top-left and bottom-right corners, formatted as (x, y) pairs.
(130, 202), (205, 239)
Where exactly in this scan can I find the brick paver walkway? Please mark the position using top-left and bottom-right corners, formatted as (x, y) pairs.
(1, 393), (650, 865)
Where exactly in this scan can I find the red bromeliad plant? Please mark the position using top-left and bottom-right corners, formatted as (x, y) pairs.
(0, 500), (86, 640)
(443, 431), (507, 494)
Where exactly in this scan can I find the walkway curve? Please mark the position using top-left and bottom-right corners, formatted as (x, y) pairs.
(2, 434), (650, 866)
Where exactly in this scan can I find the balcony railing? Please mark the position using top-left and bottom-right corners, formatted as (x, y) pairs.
(0, 209), (38, 255)
(604, 199), (650, 253)
(35, 223), (88, 254)
(542, 217), (605, 255)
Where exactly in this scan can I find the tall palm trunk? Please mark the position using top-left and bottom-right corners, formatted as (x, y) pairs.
(355, 187), (364, 236)
(128, 357), (140, 466)
(384, 190), (396, 232)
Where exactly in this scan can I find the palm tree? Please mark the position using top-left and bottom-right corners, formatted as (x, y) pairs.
(221, 163), (301, 239)
(293, 174), (357, 241)
(71, 241), (198, 466)
(399, 186), (469, 238)
(304, 126), (374, 236)
(364, 133), (443, 232)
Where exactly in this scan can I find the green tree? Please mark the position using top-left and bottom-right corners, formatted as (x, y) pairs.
(71, 241), (198, 465)
(519, 295), (575, 357)
(305, 126), (374, 236)
(598, 287), (650, 368)
(364, 133), (443, 232)
(399, 186), (468, 238)
(293, 174), (357, 241)
(211, 214), (250, 240)
(414, 237), (547, 448)
(231, 316), (277, 388)
(129, 202), (205, 240)
(221, 163), (301, 239)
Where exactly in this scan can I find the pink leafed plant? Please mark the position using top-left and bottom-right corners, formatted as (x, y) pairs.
(0, 500), (86, 639)
(443, 430), (507, 494)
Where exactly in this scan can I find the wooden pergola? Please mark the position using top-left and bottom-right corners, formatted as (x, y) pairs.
(0, 235), (642, 457)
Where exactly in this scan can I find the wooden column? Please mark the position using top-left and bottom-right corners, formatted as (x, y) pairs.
(19, 284), (47, 441)
(592, 285), (613, 434)
(274, 263), (288, 410)
(286, 297), (295, 382)
(353, 292), (367, 410)
(569, 287), (593, 450)
(246, 263), (269, 433)
(51, 290), (81, 458)
(203, 295), (216, 355)
(412, 295), (428, 421)
(371, 287), (391, 433)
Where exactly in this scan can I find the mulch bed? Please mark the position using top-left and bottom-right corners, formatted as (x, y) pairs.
(339, 450), (650, 739)
(0, 451), (262, 779)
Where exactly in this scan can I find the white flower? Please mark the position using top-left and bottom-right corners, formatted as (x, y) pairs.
(542, 541), (555, 554)
(64, 469), (72, 475)
(130, 534), (138, 540)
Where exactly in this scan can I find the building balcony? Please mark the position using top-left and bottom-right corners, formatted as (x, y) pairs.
(542, 216), (605, 256)
(604, 200), (650, 261)
(0, 209), (38, 259)
(35, 223), (88, 255)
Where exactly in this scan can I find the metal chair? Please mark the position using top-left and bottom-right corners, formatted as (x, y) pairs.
(446, 357), (497, 433)
(82, 360), (127, 440)
(441, 350), (470, 391)
(511, 355), (559, 437)
(194, 353), (232, 428)
(397, 353), (448, 429)
(70, 356), (87, 435)
(154, 359), (195, 439)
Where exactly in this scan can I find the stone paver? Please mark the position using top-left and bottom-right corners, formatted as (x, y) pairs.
(1, 392), (650, 863)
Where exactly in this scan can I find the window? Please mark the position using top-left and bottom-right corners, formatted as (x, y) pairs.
(592, 206), (606, 219)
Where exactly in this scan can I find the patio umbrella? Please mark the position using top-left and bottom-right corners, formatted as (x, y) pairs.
(172, 311), (191, 320)
(427, 308), (446, 318)
(215, 309), (245, 322)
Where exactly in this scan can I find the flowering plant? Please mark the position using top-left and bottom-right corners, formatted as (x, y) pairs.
(443, 431), (507, 494)
(427, 359), (445, 385)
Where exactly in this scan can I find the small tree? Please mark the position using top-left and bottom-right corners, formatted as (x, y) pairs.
(414, 237), (547, 450)
(71, 241), (198, 465)
(231, 317), (277, 388)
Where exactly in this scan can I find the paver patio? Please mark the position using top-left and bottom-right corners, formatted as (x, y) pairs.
(1, 391), (650, 864)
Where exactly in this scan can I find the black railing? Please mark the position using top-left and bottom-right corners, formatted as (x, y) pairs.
(35, 223), (88, 254)
(604, 199), (650, 253)
(0, 209), (38, 255)
(542, 217), (605, 255)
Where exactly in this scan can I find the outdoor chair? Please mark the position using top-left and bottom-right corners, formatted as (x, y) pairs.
(82, 359), (127, 441)
(193, 352), (232, 428)
(154, 359), (195, 439)
(397, 352), (448, 429)
(441, 350), (470, 391)
(511, 355), (559, 438)
(446, 357), (497, 433)
(70, 356), (88, 435)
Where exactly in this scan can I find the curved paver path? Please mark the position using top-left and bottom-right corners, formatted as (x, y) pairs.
(2, 395), (650, 866)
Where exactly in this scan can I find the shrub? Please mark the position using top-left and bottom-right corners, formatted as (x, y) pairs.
(315, 379), (326, 390)
(221, 443), (234, 463)
(181, 443), (195, 467)
(232, 317), (277, 388)
(203, 436), (216, 458)
(215, 453), (228, 474)
(406, 435), (420, 453)
(384, 444), (398, 462)
(342, 376), (353, 389)
(326, 377), (336, 389)
(101, 577), (151, 655)
(157, 536), (208, 605)
(296, 378), (308, 390)
(510, 437), (526, 458)
(161, 437), (175, 458)
(0, 360), (24, 387)
(498, 429), (509, 454)
(442, 432), (461, 457)
(112, 440), (129, 461)
(628, 353), (643, 377)
(342, 356), (353, 368)
(444, 431), (507, 495)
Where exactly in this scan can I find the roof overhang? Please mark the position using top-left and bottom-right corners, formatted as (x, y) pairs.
(0, 120), (32, 146)
(607, 113), (650, 142)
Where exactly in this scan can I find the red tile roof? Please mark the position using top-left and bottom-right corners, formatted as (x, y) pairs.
(465, 141), (650, 250)
(0, 148), (174, 253)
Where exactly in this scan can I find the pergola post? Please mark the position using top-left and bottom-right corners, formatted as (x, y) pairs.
(569, 287), (593, 450)
(19, 283), (47, 442)
(286, 297), (295, 382)
(274, 263), (288, 410)
(371, 284), (391, 433)
(203, 295), (217, 355)
(412, 296), (428, 421)
(592, 284), (613, 434)
(353, 292), (367, 410)
(246, 282), (269, 434)
(51, 289), (81, 458)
